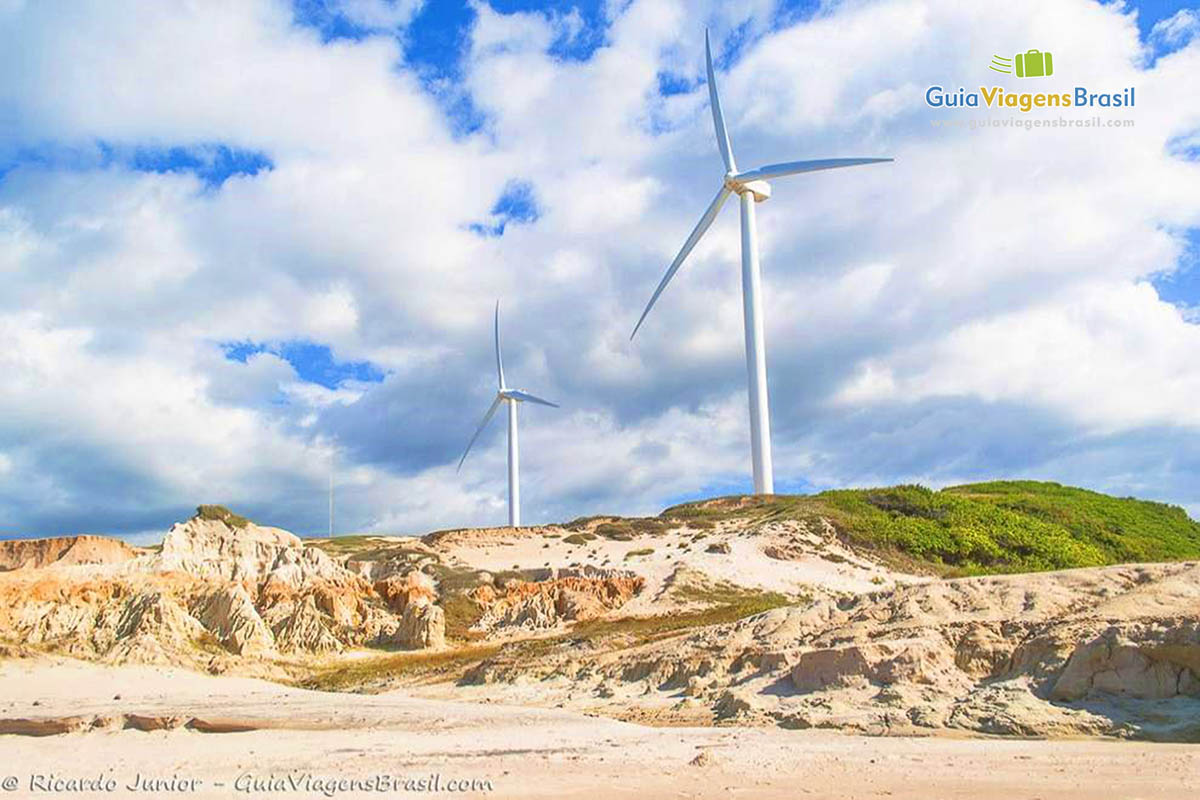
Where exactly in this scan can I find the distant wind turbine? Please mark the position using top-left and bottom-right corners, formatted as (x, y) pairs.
(631, 29), (892, 495)
(458, 301), (559, 527)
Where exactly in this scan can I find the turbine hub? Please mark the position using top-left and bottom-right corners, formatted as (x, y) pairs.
(724, 175), (771, 203)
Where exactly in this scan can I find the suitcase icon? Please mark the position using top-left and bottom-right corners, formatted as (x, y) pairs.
(1014, 49), (1053, 78)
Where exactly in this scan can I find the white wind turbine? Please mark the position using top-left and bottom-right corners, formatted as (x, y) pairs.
(457, 301), (559, 528)
(631, 30), (892, 495)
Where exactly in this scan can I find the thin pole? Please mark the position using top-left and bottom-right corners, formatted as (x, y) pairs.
(507, 400), (520, 527)
(739, 192), (774, 495)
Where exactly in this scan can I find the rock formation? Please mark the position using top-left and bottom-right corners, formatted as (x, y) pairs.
(0, 508), (446, 670)
(460, 561), (1200, 741)
(468, 569), (644, 633)
(6, 499), (1200, 743)
(0, 535), (145, 571)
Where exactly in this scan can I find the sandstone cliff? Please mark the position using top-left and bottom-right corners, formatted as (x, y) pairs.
(469, 569), (644, 633)
(0, 535), (145, 571)
(0, 508), (446, 671)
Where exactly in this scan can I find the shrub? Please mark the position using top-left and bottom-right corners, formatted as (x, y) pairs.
(196, 505), (249, 529)
(630, 518), (671, 535)
(595, 523), (635, 541)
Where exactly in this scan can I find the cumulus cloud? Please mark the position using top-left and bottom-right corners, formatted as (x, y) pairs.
(1, 0), (1199, 539)
(1149, 8), (1200, 50)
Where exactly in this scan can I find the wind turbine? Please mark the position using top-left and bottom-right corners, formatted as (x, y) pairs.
(631, 29), (892, 495)
(458, 301), (559, 528)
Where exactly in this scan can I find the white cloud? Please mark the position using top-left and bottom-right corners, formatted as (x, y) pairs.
(837, 281), (1200, 433)
(1150, 8), (1200, 49)
(2, 0), (1200, 538)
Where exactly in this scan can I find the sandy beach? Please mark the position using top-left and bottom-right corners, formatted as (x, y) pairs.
(2, 658), (1197, 799)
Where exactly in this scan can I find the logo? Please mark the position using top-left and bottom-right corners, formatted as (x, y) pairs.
(990, 49), (1055, 78)
(924, 48), (1134, 113)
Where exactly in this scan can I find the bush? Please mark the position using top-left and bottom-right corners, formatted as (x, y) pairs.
(624, 548), (654, 559)
(630, 518), (671, 535)
(596, 523), (635, 541)
(196, 505), (249, 528)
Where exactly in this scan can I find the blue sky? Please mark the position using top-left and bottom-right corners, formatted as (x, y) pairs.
(0, 0), (1198, 541)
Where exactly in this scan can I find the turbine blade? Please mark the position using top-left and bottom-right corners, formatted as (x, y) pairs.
(494, 300), (506, 390)
(506, 390), (559, 408)
(732, 157), (892, 184)
(457, 395), (503, 472)
(705, 29), (736, 173)
(631, 185), (731, 339)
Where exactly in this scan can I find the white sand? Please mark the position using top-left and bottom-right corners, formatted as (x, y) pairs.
(429, 519), (913, 609)
(1, 658), (1195, 799)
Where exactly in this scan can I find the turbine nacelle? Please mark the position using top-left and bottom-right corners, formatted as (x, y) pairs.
(724, 174), (772, 202)
(499, 388), (558, 406)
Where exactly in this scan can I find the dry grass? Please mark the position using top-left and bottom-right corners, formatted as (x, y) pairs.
(300, 644), (502, 692)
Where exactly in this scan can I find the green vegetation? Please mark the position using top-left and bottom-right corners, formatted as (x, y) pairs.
(562, 532), (596, 545)
(421, 563), (493, 641)
(195, 505), (249, 529)
(440, 591), (486, 642)
(943, 481), (1200, 563)
(564, 514), (618, 530)
(306, 535), (414, 560)
(595, 522), (635, 541)
(302, 643), (502, 692)
(568, 516), (678, 539)
(663, 481), (1200, 576)
(570, 586), (790, 645)
(629, 517), (672, 535)
(624, 548), (654, 559)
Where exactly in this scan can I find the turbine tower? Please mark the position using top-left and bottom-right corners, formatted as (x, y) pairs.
(631, 29), (892, 495)
(458, 301), (559, 527)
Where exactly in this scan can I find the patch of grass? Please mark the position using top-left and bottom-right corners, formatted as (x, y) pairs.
(570, 587), (792, 647)
(306, 535), (428, 563)
(195, 505), (250, 529)
(943, 481), (1200, 564)
(302, 644), (501, 692)
(630, 517), (672, 536)
(562, 533), (596, 545)
(624, 548), (654, 559)
(661, 482), (1200, 576)
(564, 515), (619, 531)
(419, 562), (505, 642)
(596, 522), (635, 541)
(441, 593), (486, 642)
